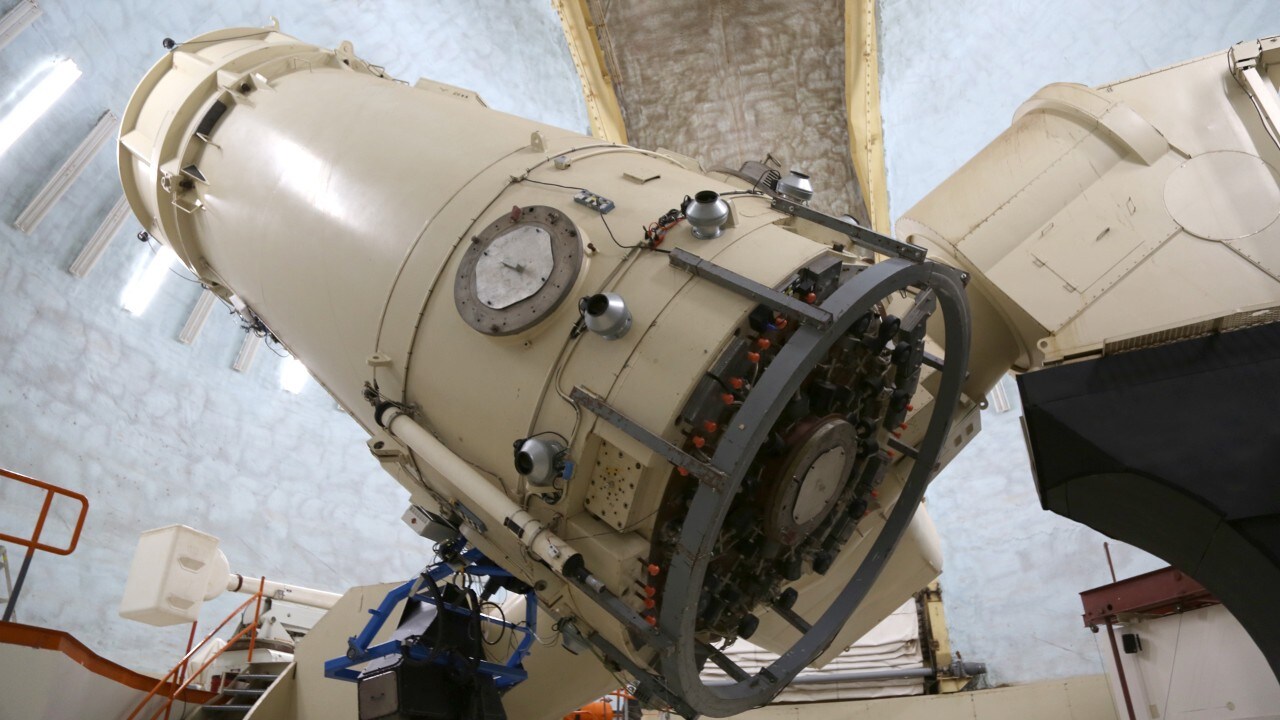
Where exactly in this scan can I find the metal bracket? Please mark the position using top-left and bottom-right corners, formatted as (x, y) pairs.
(570, 386), (727, 491)
(770, 196), (927, 262)
(668, 248), (833, 330)
(565, 574), (673, 650)
(562, 623), (697, 719)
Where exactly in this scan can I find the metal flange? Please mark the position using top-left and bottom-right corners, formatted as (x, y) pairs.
(655, 257), (971, 717)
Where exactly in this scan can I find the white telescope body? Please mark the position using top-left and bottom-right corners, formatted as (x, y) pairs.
(119, 25), (969, 717)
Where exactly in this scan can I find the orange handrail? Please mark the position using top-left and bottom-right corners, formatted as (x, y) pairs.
(2, 466), (89, 622)
(0, 467), (88, 556)
(126, 584), (265, 720)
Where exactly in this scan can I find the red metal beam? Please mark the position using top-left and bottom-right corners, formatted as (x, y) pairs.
(1080, 565), (1218, 628)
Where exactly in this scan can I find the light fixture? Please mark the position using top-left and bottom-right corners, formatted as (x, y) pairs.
(121, 245), (176, 316)
(0, 57), (81, 159)
(69, 195), (129, 277)
(0, 0), (42, 53)
(280, 355), (310, 394)
(178, 290), (217, 344)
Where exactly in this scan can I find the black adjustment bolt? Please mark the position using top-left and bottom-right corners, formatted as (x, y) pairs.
(813, 552), (834, 575)
(776, 587), (799, 610)
(892, 342), (913, 365)
(784, 556), (803, 582)
(162, 37), (176, 50)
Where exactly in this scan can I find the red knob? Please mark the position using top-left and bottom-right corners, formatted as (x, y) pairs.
(746, 351), (761, 364)
(756, 338), (771, 350)
(703, 420), (719, 433)
(692, 435), (706, 449)
(721, 393), (735, 405)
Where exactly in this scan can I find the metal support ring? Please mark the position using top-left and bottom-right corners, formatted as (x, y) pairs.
(656, 257), (971, 717)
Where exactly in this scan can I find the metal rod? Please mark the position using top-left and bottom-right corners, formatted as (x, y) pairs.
(225, 573), (340, 609)
(247, 576), (265, 663)
(3, 491), (52, 622)
(0, 547), (12, 615)
(707, 666), (933, 687)
(770, 602), (812, 633)
(769, 196), (928, 262)
(668, 248), (833, 330)
(1104, 541), (1118, 583)
(570, 385), (726, 490)
(1105, 618), (1138, 720)
(701, 641), (750, 682)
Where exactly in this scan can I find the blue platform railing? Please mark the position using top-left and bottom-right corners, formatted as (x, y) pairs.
(325, 544), (537, 690)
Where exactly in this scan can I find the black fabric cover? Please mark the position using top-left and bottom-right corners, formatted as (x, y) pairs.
(1018, 320), (1280, 679)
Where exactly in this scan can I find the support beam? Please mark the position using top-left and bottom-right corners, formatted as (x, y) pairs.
(0, 0), (40, 52)
(68, 195), (128, 277)
(178, 290), (217, 345)
(15, 111), (117, 234)
(844, 0), (891, 234)
(550, 0), (627, 143)
(234, 332), (260, 373)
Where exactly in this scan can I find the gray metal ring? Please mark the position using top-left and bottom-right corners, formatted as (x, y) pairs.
(656, 257), (971, 717)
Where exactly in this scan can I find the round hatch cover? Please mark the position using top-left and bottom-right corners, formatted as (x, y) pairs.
(455, 206), (583, 336)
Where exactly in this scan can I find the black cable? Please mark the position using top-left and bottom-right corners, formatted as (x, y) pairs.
(528, 430), (570, 445)
(518, 177), (587, 192)
(519, 175), (670, 253)
(479, 601), (507, 647)
(144, 238), (205, 285)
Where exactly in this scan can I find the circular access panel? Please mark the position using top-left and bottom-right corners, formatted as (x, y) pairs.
(454, 206), (583, 335)
(1165, 151), (1280, 241)
(764, 417), (857, 546)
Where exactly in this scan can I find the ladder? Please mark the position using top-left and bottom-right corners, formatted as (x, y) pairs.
(193, 661), (287, 718)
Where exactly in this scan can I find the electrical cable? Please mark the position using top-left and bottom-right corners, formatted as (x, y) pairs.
(144, 237), (205, 285)
(479, 600), (507, 647)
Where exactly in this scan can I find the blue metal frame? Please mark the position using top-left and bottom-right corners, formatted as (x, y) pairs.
(324, 544), (538, 690)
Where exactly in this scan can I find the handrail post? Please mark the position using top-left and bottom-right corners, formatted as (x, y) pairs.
(166, 621), (199, 720)
(2, 490), (53, 621)
(247, 577), (265, 663)
(144, 621), (260, 720)
(0, 467), (91, 621)
(125, 595), (257, 720)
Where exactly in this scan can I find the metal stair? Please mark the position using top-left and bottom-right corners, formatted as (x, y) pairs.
(192, 663), (286, 718)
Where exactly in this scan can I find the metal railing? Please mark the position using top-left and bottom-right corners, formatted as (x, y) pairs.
(0, 467), (89, 621)
(127, 577), (267, 720)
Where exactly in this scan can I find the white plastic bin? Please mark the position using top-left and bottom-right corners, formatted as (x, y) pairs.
(119, 524), (221, 626)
